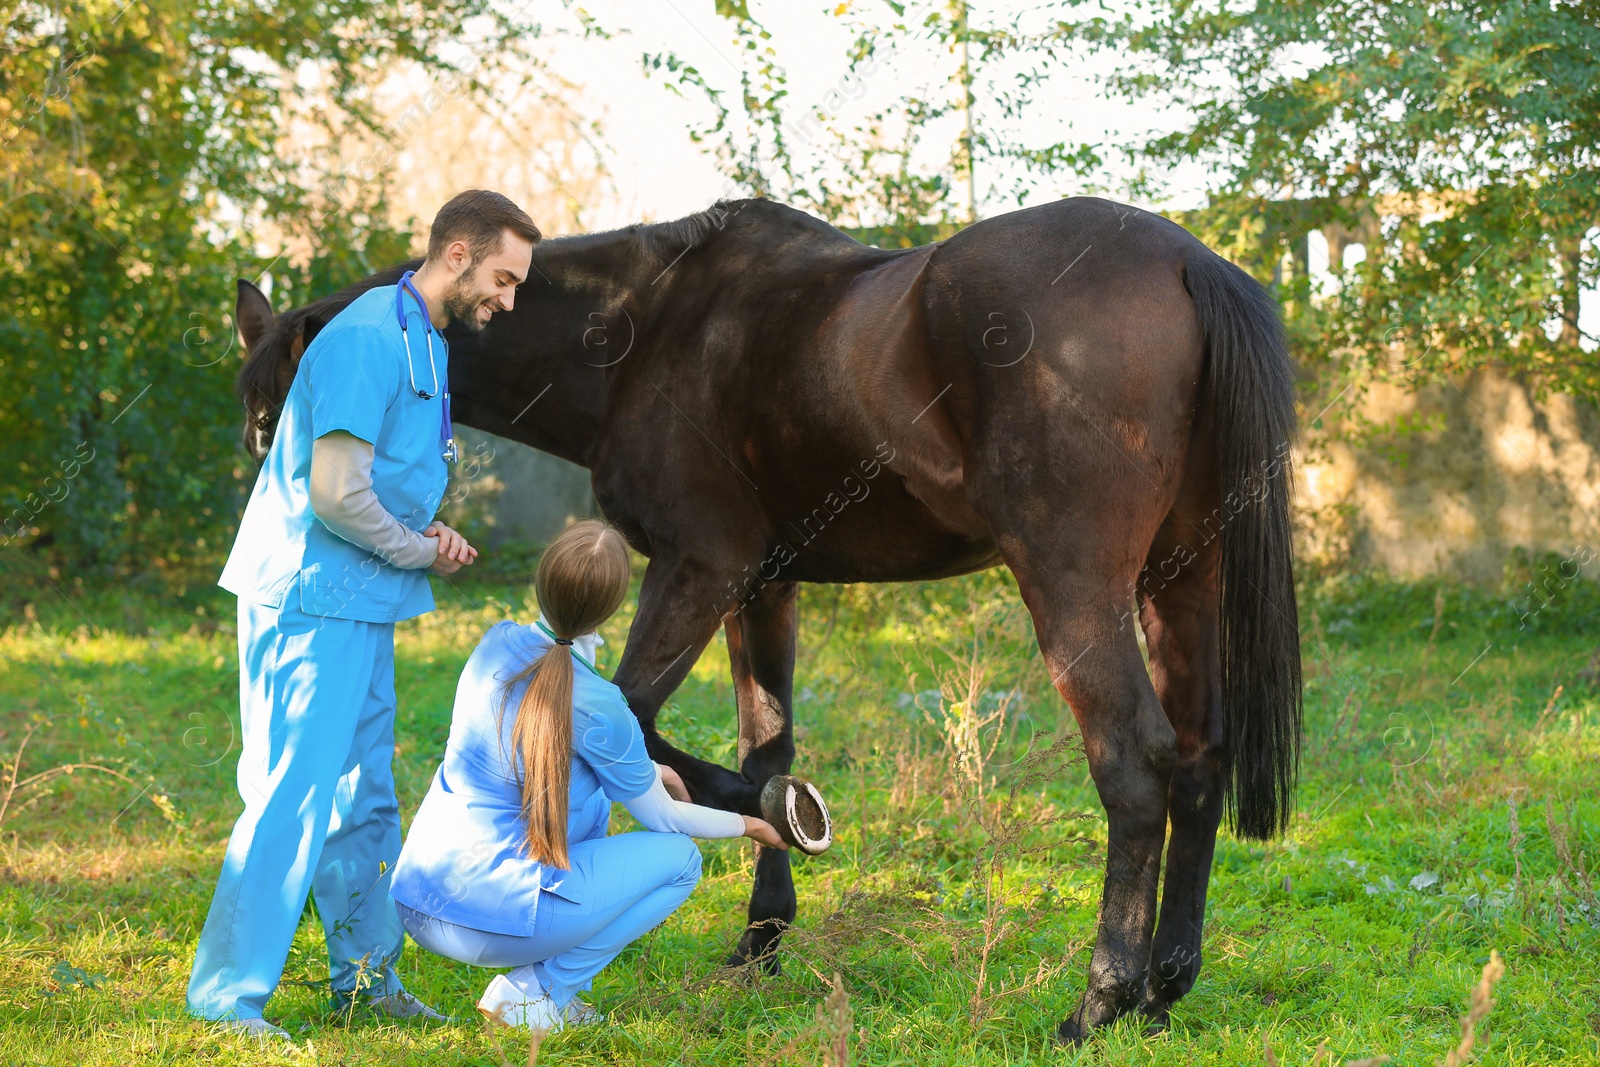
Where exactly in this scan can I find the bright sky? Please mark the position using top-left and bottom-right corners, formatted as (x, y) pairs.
(532, 0), (1210, 230)
(435, 1), (1594, 343)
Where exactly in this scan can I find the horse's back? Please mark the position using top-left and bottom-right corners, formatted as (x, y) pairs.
(923, 196), (1207, 381)
(721, 197), (1213, 578)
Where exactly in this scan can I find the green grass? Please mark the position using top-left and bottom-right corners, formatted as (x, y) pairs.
(2, 555), (1597, 1064)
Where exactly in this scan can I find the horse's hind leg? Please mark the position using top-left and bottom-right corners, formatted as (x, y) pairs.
(1030, 575), (1176, 1041)
(1135, 523), (1225, 1029)
(984, 520), (1176, 1040)
(723, 580), (800, 973)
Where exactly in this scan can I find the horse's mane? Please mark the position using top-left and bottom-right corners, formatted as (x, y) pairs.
(282, 259), (419, 342)
(629, 197), (856, 269)
(635, 199), (745, 263)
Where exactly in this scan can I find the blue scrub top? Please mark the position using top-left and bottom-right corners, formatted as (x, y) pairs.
(390, 620), (658, 936)
(218, 284), (449, 622)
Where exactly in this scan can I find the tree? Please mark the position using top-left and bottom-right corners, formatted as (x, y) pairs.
(1090, 0), (1600, 407)
(0, 0), (541, 574)
(643, 1), (1099, 241)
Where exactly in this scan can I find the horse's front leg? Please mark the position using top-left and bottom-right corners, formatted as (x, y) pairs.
(611, 550), (762, 815)
(724, 579), (799, 974)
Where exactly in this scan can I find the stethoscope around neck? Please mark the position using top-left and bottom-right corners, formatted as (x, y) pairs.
(395, 269), (458, 465)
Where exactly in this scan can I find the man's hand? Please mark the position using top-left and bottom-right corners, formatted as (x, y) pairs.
(424, 522), (478, 575)
(657, 763), (691, 802)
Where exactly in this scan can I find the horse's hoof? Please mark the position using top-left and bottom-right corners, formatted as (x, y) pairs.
(1138, 998), (1171, 1036)
(724, 948), (782, 979)
(759, 774), (832, 855)
(1054, 1018), (1088, 1046)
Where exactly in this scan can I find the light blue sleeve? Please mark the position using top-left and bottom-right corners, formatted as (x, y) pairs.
(573, 684), (656, 803)
(305, 324), (400, 445)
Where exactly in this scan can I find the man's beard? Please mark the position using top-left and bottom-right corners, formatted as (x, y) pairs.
(442, 267), (493, 333)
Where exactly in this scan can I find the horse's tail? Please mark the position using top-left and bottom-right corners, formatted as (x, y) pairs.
(1183, 248), (1302, 841)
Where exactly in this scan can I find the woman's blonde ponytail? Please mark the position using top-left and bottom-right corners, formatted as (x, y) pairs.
(497, 519), (632, 868)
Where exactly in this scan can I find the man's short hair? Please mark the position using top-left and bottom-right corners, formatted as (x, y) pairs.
(426, 190), (541, 264)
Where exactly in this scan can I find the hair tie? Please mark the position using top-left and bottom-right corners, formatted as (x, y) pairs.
(553, 637), (574, 646)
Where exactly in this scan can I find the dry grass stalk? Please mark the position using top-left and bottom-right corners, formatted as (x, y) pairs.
(958, 741), (1089, 1022)
(909, 600), (1094, 1022)
(1506, 792), (1526, 908)
(481, 1009), (546, 1067)
(1531, 684), (1564, 734)
(1329, 688), (1361, 745)
(821, 971), (853, 1067)
(1415, 587), (1447, 688)
(920, 654), (1014, 811)
(340, 952), (376, 1027)
(1440, 949), (1505, 1067)
(0, 720), (136, 833)
(748, 972), (855, 1067)
(1543, 801), (1598, 911)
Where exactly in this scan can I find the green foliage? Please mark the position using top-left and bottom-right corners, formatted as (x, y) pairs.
(818, 1), (1101, 222)
(1095, 0), (1600, 405)
(0, 0), (534, 574)
(1305, 562), (1600, 645)
(1294, 545), (1600, 650)
(641, 5), (793, 205)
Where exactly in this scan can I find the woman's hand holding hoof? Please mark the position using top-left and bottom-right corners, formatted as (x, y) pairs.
(742, 816), (789, 850)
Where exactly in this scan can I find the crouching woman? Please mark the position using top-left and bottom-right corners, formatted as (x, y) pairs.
(390, 519), (786, 1029)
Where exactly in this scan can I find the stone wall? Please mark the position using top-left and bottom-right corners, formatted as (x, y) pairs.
(1297, 371), (1600, 582)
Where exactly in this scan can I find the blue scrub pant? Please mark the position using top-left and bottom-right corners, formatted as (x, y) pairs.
(187, 596), (408, 1021)
(396, 831), (702, 1007)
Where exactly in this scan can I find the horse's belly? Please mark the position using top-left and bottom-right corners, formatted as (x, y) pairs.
(787, 538), (1003, 583)
(761, 478), (1000, 583)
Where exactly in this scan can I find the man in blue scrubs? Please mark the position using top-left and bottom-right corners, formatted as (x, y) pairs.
(190, 190), (541, 1039)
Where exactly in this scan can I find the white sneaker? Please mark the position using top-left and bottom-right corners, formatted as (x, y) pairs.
(477, 973), (565, 1031)
(213, 1016), (292, 1041)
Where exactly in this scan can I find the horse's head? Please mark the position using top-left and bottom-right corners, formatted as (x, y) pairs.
(233, 264), (417, 460)
(234, 279), (306, 461)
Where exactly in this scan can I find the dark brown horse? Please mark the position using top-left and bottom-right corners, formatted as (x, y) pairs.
(232, 196), (1301, 1042)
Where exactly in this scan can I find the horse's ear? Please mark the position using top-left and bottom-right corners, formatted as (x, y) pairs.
(235, 278), (274, 352)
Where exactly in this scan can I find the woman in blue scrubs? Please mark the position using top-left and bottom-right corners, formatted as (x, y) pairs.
(390, 519), (787, 1029)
